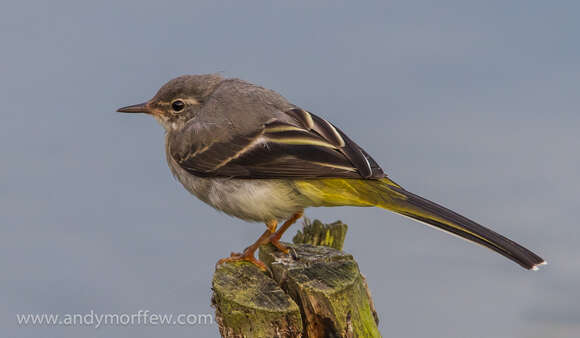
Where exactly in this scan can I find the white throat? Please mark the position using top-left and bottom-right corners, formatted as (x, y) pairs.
(154, 115), (185, 132)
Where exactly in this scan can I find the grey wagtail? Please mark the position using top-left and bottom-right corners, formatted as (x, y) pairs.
(118, 74), (545, 271)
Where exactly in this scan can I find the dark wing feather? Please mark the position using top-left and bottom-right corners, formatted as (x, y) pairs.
(285, 108), (384, 178)
(170, 108), (385, 179)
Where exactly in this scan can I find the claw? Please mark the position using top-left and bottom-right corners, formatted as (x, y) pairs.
(289, 246), (298, 260)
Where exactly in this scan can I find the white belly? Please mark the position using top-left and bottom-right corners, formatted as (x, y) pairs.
(168, 156), (308, 222)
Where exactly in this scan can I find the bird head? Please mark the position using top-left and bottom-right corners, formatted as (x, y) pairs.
(117, 74), (224, 130)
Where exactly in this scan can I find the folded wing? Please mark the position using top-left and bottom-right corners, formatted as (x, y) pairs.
(170, 108), (385, 179)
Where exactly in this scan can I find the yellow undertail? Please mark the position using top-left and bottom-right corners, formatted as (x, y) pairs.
(294, 178), (545, 270)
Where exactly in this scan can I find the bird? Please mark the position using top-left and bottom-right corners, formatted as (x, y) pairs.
(118, 74), (545, 271)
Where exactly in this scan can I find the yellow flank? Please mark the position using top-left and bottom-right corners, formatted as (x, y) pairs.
(294, 178), (405, 208)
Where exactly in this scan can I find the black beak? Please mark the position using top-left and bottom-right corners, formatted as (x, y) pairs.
(117, 102), (150, 113)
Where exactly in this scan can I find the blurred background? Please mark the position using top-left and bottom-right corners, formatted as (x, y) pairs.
(1, 1), (578, 337)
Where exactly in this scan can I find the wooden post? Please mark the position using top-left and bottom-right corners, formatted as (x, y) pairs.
(292, 218), (348, 250)
(211, 220), (380, 338)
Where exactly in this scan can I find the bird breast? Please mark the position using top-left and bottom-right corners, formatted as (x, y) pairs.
(166, 151), (307, 222)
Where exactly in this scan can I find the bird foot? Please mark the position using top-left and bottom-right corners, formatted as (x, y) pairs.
(216, 250), (268, 271)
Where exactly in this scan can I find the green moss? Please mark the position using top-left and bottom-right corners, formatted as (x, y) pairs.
(213, 219), (380, 337)
(212, 262), (302, 337)
(260, 241), (381, 337)
(293, 219), (348, 250)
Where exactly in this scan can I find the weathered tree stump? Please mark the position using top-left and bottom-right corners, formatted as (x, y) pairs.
(212, 263), (303, 337)
(211, 220), (380, 338)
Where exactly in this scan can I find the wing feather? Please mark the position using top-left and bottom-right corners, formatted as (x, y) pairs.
(170, 108), (385, 179)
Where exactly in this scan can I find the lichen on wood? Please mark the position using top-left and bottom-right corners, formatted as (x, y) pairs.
(212, 263), (302, 337)
(292, 218), (348, 250)
(212, 220), (380, 338)
(260, 243), (380, 337)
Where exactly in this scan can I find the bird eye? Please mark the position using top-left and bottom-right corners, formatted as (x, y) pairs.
(172, 100), (185, 112)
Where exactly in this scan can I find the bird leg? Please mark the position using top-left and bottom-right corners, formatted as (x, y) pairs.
(216, 220), (277, 271)
(269, 211), (304, 254)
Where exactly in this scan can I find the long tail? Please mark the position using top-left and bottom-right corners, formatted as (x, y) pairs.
(296, 178), (546, 270)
